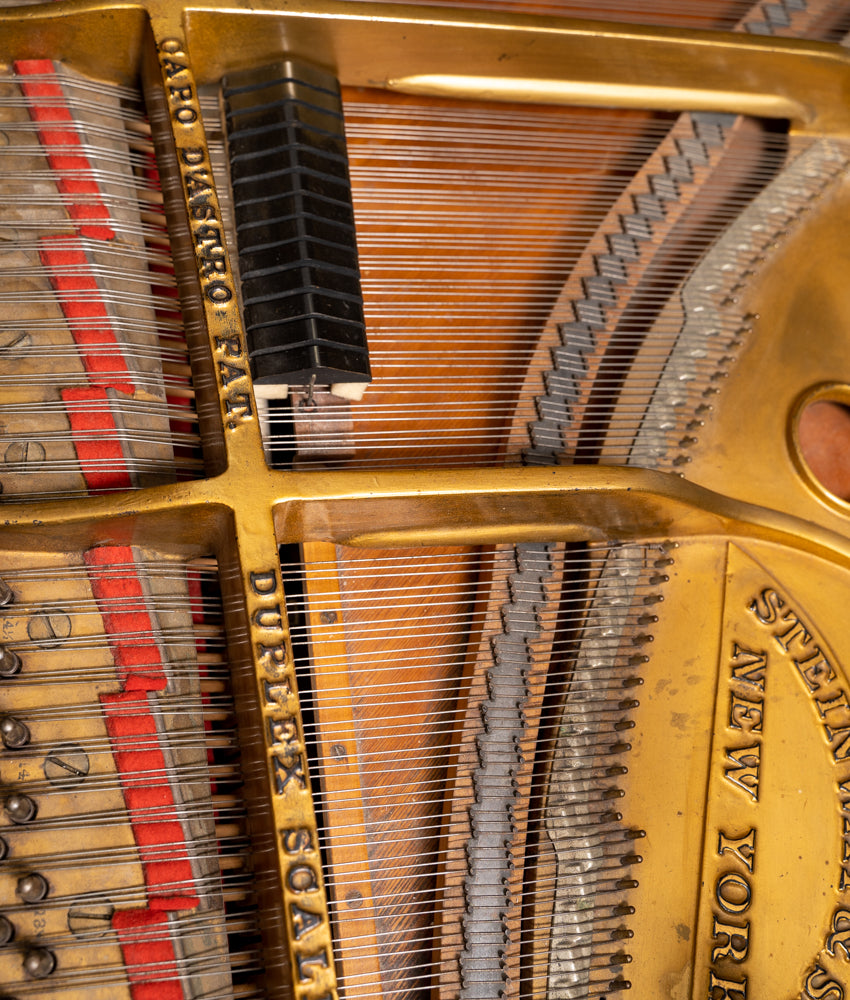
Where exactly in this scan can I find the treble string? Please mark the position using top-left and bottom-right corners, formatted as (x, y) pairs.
(0, 67), (201, 499)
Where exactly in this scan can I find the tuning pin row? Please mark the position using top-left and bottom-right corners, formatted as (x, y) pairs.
(0, 589), (34, 823)
(0, 580), (55, 983)
(0, 872), (56, 980)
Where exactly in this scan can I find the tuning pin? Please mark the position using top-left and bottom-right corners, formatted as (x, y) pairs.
(16, 873), (48, 904)
(4, 793), (36, 824)
(0, 717), (29, 749)
(0, 646), (21, 678)
(23, 946), (56, 978)
(0, 914), (13, 945)
(0, 577), (14, 606)
(0, 835), (7, 860)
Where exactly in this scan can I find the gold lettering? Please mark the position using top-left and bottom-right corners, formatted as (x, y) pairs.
(729, 643), (766, 690)
(175, 106), (197, 125)
(291, 902), (322, 940)
(816, 689), (850, 722)
(257, 643), (289, 678)
(709, 971), (747, 1000)
(225, 390), (253, 425)
(711, 917), (749, 963)
(264, 679), (292, 706)
(215, 335), (244, 359)
(185, 171), (212, 199)
(747, 587), (783, 625)
(826, 908), (850, 961)
(162, 57), (187, 79)
(297, 949), (329, 984)
(724, 745), (760, 800)
(271, 717), (298, 748)
(773, 609), (813, 654)
(273, 753), (306, 792)
(715, 872), (751, 915)
(250, 570), (277, 595)
(729, 695), (763, 734)
(254, 605), (282, 631)
(218, 360), (246, 386)
(282, 827), (314, 855)
(289, 863), (320, 893)
(717, 829), (756, 874)
(794, 650), (835, 694)
(830, 726), (850, 762)
(180, 146), (204, 165)
(169, 84), (193, 102)
(803, 964), (844, 1000)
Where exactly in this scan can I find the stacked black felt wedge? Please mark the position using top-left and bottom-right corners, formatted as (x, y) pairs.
(223, 59), (371, 389)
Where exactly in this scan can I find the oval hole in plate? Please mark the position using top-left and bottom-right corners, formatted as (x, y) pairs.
(792, 385), (850, 504)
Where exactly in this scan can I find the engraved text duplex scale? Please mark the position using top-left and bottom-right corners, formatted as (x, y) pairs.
(2, 1), (850, 998)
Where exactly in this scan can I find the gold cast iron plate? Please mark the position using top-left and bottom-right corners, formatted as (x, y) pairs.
(3, 3), (850, 997)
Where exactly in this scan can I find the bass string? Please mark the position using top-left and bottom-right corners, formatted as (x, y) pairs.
(8, 660), (227, 686)
(268, 184), (788, 465)
(2, 864), (254, 910)
(6, 710), (630, 786)
(0, 70), (143, 106)
(288, 538), (648, 961)
(8, 717), (629, 791)
(316, 781), (635, 836)
(287, 600), (654, 634)
(325, 854), (633, 910)
(317, 783), (636, 837)
(10, 683), (629, 767)
(294, 630), (649, 676)
(5, 803), (631, 865)
(7, 832), (632, 933)
(286, 576), (657, 616)
(206, 79), (789, 476)
(284, 539), (642, 571)
(292, 601), (624, 634)
(8, 784), (628, 886)
(287, 572), (654, 655)
(8, 572), (636, 828)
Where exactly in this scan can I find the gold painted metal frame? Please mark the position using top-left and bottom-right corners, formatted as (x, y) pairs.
(3, 2), (850, 996)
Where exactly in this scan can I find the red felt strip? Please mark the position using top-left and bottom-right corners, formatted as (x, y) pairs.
(112, 910), (185, 1000)
(61, 387), (134, 494)
(86, 544), (200, 1000)
(84, 546), (166, 680)
(15, 59), (115, 241)
(40, 238), (134, 392)
(101, 689), (198, 902)
(18, 64), (146, 494)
